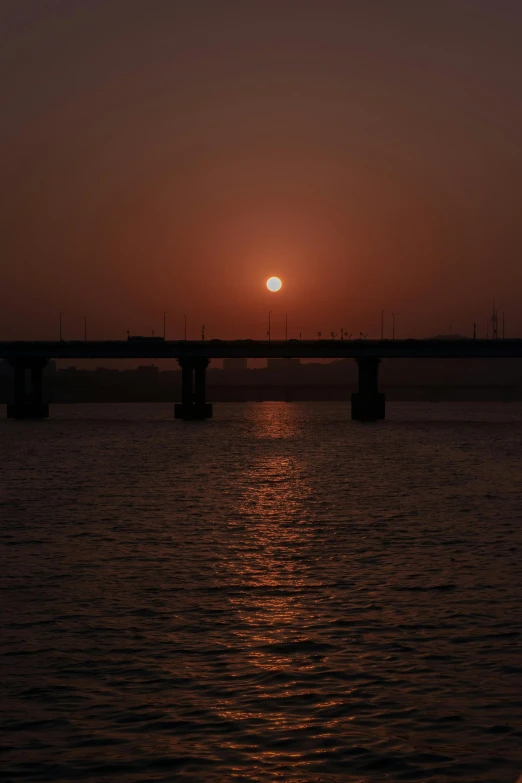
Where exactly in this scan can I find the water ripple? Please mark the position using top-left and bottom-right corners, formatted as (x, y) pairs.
(1, 402), (521, 782)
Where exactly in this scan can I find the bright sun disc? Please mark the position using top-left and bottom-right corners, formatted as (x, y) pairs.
(267, 276), (282, 292)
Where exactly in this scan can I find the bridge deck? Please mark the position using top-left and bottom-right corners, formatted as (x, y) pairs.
(1, 339), (522, 360)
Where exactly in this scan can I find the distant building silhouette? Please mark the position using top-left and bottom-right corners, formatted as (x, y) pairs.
(267, 358), (301, 370)
(223, 358), (248, 371)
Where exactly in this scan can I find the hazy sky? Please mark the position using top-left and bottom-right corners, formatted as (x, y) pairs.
(2, 0), (522, 341)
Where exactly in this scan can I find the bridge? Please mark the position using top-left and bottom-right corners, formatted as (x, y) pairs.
(2, 338), (522, 421)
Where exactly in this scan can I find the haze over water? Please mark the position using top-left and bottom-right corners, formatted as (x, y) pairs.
(1, 402), (521, 782)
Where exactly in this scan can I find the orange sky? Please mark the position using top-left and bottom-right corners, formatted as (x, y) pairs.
(1, 1), (522, 342)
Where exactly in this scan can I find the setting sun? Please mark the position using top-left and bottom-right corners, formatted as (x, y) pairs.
(266, 276), (282, 292)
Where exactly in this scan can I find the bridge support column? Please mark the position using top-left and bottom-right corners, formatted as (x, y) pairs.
(7, 358), (49, 419)
(351, 357), (385, 421)
(174, 358), (213, 419)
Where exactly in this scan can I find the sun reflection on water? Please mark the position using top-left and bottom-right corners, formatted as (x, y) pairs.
(214, 404), (331, 767)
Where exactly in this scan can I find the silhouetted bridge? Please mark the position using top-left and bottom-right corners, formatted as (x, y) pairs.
(2, 339), (522, 421)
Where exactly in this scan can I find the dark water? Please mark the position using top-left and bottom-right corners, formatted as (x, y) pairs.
(1, 402), (521, 782)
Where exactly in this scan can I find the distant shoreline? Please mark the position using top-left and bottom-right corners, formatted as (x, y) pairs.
(2, 386), (522, 404)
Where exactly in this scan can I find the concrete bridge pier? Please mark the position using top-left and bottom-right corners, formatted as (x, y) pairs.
(175, 357), (213, 419)
(351, 357), (385, 421)
(7, 358), (49, 419)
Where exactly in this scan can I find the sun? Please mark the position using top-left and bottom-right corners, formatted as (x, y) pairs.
(266, 276), (282, 292)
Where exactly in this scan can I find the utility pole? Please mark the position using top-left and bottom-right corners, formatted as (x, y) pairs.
(491, 306), (498, 339)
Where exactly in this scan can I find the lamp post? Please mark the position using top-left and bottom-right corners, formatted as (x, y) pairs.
(59, 312), (64, 341)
